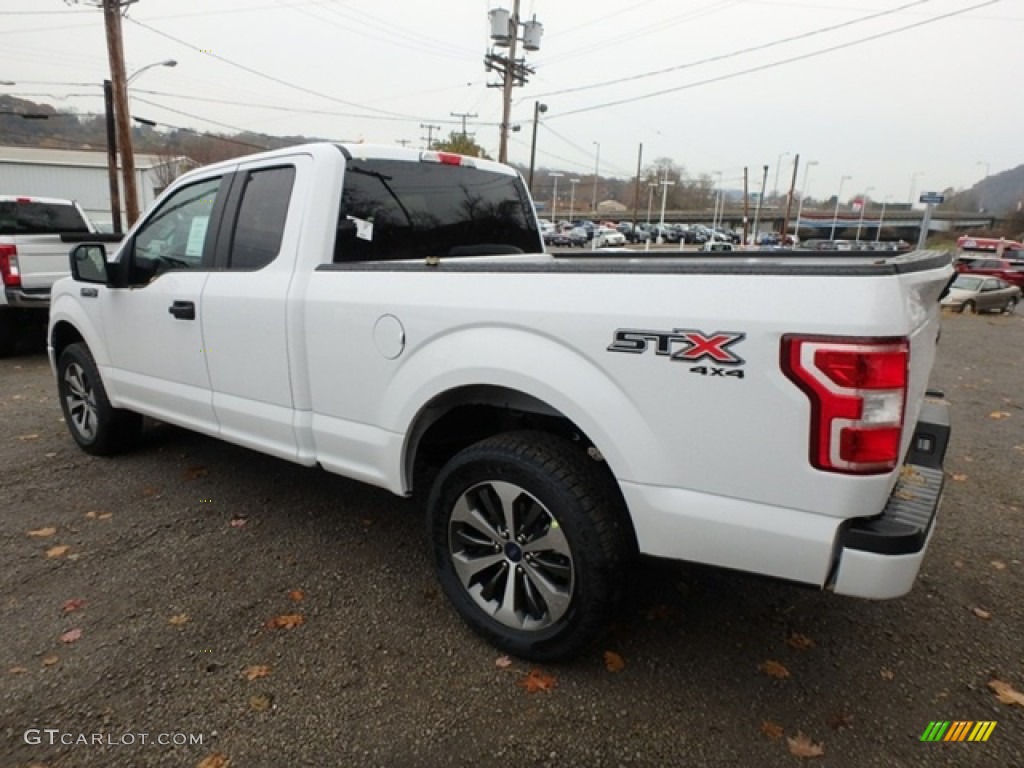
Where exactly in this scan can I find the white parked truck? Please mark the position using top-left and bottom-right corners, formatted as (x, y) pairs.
(48, 143), (952, 660)
(0, 195), (99, 356)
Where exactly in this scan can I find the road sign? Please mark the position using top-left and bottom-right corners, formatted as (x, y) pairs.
(919, 193), (945, 204)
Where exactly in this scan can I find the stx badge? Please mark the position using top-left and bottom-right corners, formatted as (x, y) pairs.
(608, 328), (746, 365)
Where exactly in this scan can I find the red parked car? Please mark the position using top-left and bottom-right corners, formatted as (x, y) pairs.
(955, 257), (1024, 289)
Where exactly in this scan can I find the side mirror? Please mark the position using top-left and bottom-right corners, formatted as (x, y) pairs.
(70, 243), (108, 284)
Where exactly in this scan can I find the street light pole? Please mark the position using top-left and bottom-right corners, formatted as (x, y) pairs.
(855, 186), (874, 242)
(976, 160), (990, 212)
(773, 151), (790, 199)
(657, 175), (675, 244)
(591, 141), (600, 215)
(712, 171), (723, 230)
(527, 101), (547, 193)
(793, 160), (817, 244)
(830, 175), (852, 241)
(548, 172), (563, 224)
(875, 195), (892, 242)
(568, 178), (580, 219)
(646, 183), (656, 225)
(908, 171), (924, 207)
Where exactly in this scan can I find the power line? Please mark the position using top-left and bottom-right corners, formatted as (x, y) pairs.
(549, 0), (998, 118)
(131, 95), (265, 136)
(532, 0), (935, 99)
(123, 16), (422, 121)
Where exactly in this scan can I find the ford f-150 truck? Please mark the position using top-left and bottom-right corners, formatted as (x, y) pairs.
(0, 195), (99, 356)
(48, 143), (952, 660)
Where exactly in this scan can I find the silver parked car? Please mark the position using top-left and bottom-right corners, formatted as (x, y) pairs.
(941, 275), (1020, 314)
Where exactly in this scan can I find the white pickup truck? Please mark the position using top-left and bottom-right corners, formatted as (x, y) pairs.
(0, 195), (99, 356)
(48, 143), (952, 660)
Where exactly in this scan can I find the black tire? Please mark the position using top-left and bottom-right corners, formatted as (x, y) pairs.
(427, 431), (633, 661)
(962, 300), (977, 314)
(56, 342), (142, 456)
(0, 307), (18, 358)
(1006, 297), (1018, 315)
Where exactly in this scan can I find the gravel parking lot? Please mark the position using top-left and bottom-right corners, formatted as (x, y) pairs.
(2, 309), (1022, 768)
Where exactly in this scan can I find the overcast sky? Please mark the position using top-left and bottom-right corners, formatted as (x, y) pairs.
(1, 0), (1021, 203)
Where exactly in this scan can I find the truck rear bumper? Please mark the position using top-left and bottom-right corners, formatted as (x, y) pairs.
(830, 399), (950, 599)
(4, 288), (50, 308)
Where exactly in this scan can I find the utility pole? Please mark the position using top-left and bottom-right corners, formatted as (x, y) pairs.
(783, 153), (799, 243)
(102, 79), (122, 234)
(395, 139), (412, 147)
(631, 143), (643, 228)
(751, 165), (768, 244)
(742, 167), (749, 245)
(450, 112), (477, 138)
(102, 0), (140, 226)
(485, 3), (542, 163)
(420, 123), (441, 149)
(527, 101), (547, 193)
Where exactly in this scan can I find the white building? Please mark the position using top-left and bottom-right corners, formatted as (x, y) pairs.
(0, 146), (195, 230)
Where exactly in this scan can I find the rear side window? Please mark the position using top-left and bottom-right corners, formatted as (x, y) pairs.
(335, 158), (539, 261)
(228, 166), (296, 270)
(0, 201), (90, 235)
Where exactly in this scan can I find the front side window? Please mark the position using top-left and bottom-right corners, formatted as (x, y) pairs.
(133, 177), (222, 271)
(228, 166), (295, 270)
(335, 158), (539, 261)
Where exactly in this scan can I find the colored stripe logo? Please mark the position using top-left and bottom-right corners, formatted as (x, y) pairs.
(920, 721), (996, 742)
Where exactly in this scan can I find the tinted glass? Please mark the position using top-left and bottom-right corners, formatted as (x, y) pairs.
(134, 177), (222, 270)
(229, 166), (295, 270)
(335, 158), (539, 261)
(0, 201), (90, 235)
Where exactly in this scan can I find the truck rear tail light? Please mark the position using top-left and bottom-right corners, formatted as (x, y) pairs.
(420, 150), (476, 168)
(781, 335), (909, 474)
(0, 244), (21, 287)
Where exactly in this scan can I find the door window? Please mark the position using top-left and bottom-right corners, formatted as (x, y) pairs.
(133, 177), (222, 273)
(227, 166), (295, 270)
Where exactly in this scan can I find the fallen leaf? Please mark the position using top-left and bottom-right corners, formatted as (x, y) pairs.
(950, 473), (968, 482)
(495, 655), (513, 670)
(244, 665), (271, 681)
(894, 489), (916, 500)
(786, 632), (816, 650)
(787, 731), (825, 758)
(45, 545), (71, 559)
(760, 720), (784, 741)
(60, 628), (82, 644)
(8, 666), (29, 675)
(196, 753), (231, 768)
(85, 510), (113, 520)
(27, 526), (57, 538)
(264, 614), (304, 630)
(517, 667), (557, 693)
(168, 613), (190, 626)
(988, 679), (1024, 707)
(989, 411), (1010, 420)
(17, 433), (40, 441)
(62, 598), (87, 613)
(953, 559), (965, 569)
(249, 694), (272, 712)
(42, 655), (59, 667)
(829, 712), (854, 731)
(604, 651), (626, 673)
(645, 603), (673, 621)
(45, 451), (57, 458)
(973, 607), (992, 620)
(991, 560), (1007, 570)
(880, 668), (895, 681)
(759, 660), (791, 679)
(288, 589), (305, 602)
(184, 465), (209, 480)
(229, 517), (247, 528)
(142, 486), (161, 498)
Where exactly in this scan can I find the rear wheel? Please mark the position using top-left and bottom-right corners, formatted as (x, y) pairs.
(0, 307), (18, 357)
(1005, 297), (1019, 314)
(428, 431), (631, 661)
(57, 342), (142, 455)
(961, 300), (977, 314)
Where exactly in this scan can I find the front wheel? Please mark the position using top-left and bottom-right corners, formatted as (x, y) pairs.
(961, 300), (977, 314)
(427, 432), (631, 661)
(1005, 297), (1019, 314)
(57, 342), (142, 455)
